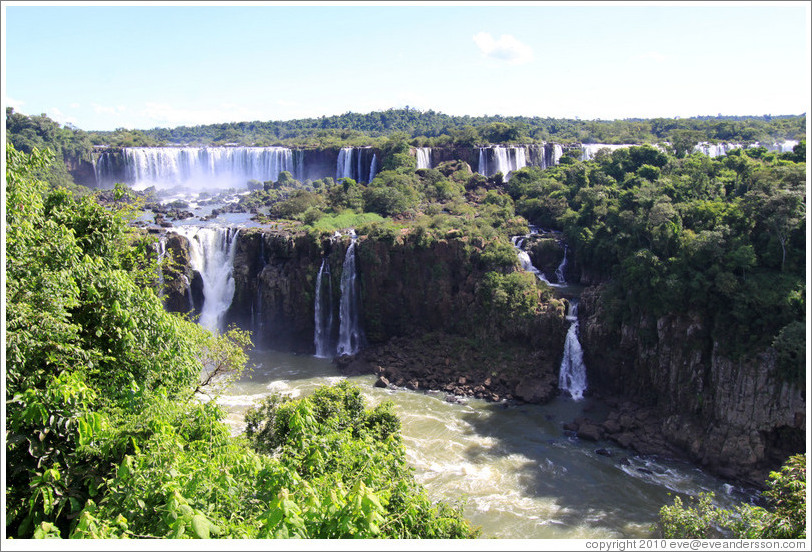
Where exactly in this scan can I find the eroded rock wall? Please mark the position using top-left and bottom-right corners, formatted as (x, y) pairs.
(579, 285), (805, 484)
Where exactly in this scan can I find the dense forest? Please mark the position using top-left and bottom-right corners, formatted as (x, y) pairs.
(4, 104), (807, 539)
(5, 144), (478, 539)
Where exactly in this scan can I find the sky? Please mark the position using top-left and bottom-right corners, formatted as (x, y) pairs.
(2, 1), (810, 132)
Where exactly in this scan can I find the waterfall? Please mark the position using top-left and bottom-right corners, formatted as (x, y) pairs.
(93, 152), (120, 188)
(121, 146), (297, 190)
(580, 144), (636, 161)
(253, 235), (267, 346)
(559, 300), (587, 400)
(155, 236), (167, 297)
(415, 147), (432, 169)
(369, 154), (378, 183)
(175, 226), (240, 333)
(336, 231), (363, 356)
(477, 146), (528, 181)
(693, 142), (743, 158)
(552, 144), (564, 166)
(314, 258), (334, 358)
(336, 147), (377, 183)
(511, 235), (551, 285)
(555, 245), (568, 284)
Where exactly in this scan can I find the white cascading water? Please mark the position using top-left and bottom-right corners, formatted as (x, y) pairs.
(155, 236), (167, 297)
(369, 154), (378, 183)
(552, 144), (564, 166)
(175, 226), (240, 333)
(336, 230), (363, 356)
(559, 300), (588, 400)
(314, 258), (334, 358)
(478, 146), (528, 180)
(415, 147), (432, 169)
(336, 147), (377, 183)
(580, 144), (636, 161)
(555, 245), (568, 284)
(336, 147), (354, 181)
(122, 147), (297, 190)
(693, 142), (744, 158)
(511, 235), (551, 285)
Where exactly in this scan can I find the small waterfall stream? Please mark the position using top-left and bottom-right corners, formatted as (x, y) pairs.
(155, 236), (167, 297)
(175, 226), (240, 333)
(314, 258), (335, 358)
(336, 230), (363, 356)
(511, 235), (551, 285)
(555, 245), (568, 284)
(559, 300), (588, 400)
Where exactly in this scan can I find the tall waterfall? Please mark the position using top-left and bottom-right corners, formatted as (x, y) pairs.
(155, 236), (167, 297)
(552, 144), (564, 166)
(336, 231), (363, 356)
(369, 154), (378, 183)
(415, 147), (432, 169)
(252, 235), (267, 346)
(511, 235), (551, 285)
(559, 300), (587, 400)
(314, 258), (335, 358)
(175, 226), (240, 333)
(555, 245), (568, 284)
(478, 146), (527, 180)
(121, 147), (298, 190)
(336, 147), (377, 184)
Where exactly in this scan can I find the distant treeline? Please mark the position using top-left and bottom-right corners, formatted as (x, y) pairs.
(6, 107), (806, 189)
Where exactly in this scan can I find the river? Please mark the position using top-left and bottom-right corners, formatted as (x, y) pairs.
(216, 348), (754, 539)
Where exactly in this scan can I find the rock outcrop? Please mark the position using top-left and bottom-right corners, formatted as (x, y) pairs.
(579, 285), (805, 485)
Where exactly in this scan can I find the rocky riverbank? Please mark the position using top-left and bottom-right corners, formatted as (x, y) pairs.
(335, 332), (560, 404)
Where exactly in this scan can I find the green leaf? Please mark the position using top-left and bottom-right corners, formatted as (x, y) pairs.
(191, 514), (211, 539)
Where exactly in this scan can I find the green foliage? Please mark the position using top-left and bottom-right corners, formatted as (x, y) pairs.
(657, 454), (806, 539)
(243, 382), (477, 538)
(5, 145), (477, 540)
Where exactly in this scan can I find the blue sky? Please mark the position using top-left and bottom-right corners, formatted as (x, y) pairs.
(3, 2), (810, 131)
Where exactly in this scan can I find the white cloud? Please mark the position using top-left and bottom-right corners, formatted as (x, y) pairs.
(49, 107), (79, 126)
(6, 96), (25, 111)
(473, 32), (534, 65)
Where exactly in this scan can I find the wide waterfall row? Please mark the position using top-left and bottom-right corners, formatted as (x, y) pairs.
(478, 146), (527, 180)
(97, 147), (303, 190)
(174, 226), (239, 333)
(693, 139), (799, 157)
(336, 147), (378, 184)
(559, 300), (588, 400)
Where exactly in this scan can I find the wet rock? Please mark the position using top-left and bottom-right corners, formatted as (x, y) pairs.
(374, 376), (390, 389)
(602, 419), (622, 434)
(595, 448), (613, 457)
(577, 424), (603, 442)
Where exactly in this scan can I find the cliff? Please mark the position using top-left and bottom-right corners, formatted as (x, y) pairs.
(578, 285), (805, 485)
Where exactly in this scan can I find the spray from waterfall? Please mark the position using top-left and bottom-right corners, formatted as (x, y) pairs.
(336, 230), (363, 356)
(175, 226), (240, 333)
(559, 300), (588, 400)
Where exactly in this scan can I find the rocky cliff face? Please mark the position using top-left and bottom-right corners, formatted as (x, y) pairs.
(161, 226), (570, 401)
(578, 285), (805, 485)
